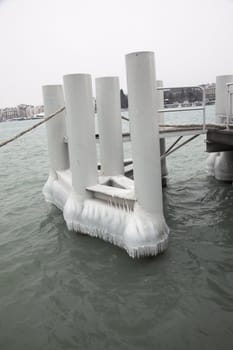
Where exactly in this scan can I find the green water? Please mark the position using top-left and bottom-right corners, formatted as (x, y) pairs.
(0, 106), (233, 349)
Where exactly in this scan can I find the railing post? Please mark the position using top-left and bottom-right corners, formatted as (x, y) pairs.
(156, 80), (168, 184)
(202, 86), (206, 131)
(216, 75), (233, 124)
(226, 85), (230, 129)
(225, 83), (233, 129)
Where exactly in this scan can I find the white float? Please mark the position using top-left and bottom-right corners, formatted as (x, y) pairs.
(207, 74), (233, 181)
(43, 52), (169, 258)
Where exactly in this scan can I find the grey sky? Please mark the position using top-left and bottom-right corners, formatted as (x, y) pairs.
(0, 0), (233, 107)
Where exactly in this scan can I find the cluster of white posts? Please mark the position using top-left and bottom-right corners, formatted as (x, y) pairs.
(207, 74), (233, 181)
(42, 51), (169, 258)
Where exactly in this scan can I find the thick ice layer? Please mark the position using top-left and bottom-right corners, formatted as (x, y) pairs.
(214, 151), (233, 182)
(206, 153), (219, 176)
(206, 152), (233, 182)
(43, 169), (71, 210)
(43, 169), (169, 258)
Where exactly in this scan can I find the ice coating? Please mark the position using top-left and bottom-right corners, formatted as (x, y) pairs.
(43, 170), (169, 258)
(206, 153), (219, 176)
(42, 53), (170, 258)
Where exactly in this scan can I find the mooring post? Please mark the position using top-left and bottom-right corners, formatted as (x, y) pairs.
(216, 75), (233, 124)
(42, 85), (69, 173)
(156, 80), (168, 185)
(63, 74), (97, 198)
(95, 77), (124, 176)
(125, 51), (163, 215)
(211, 75), (233, 181)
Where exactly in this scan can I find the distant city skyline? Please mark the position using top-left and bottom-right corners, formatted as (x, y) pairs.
(0, 0), (233, 107)
(0, 104), (44, 122)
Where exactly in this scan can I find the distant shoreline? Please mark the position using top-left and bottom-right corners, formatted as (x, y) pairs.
(0, 116), (44, 123)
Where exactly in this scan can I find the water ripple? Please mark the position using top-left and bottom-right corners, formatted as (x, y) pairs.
(1, 112), (233, 349)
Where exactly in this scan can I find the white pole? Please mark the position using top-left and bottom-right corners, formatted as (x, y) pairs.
(216, 75), (233, 123)
(42, 85), (69, 172)
(63, 74), (97, 198)
(212, 76), (233, 180)
(95, 77), (124, 176)
(156, 80), (168, 182)
(125, 51), (163, 215)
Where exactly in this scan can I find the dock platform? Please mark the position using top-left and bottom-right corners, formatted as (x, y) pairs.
(121, 123), (227, 141)
(206, 127), (233, 152)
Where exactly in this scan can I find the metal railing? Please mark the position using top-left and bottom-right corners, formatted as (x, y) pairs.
(157, 85), (206, 130)
(226, 82), (233, 129)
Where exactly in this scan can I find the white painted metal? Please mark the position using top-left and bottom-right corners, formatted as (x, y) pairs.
(201, 86), (206, 130)
(157, 85), (204, 90)
(95, 77), (124, 176)
(42, 85), (69, 172)
(226, 82), (233, 129)
(216, 75), (233, 123)
(63, 74), (97, 198)
(157, 85), (206, 130)
(125, 51), (163, 215)
(213, 78), (233, 180)
(210, 77), (233, 183)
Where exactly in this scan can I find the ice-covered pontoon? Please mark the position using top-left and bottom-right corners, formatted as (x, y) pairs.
(206, 75), (233, 181)
(43, 51), (169, 258)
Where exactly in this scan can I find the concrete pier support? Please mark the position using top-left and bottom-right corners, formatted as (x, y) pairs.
(42, 85), (69, 173)
(95, 77), (124, 176)
(156, 80), (168, 186)
(125, 51), (163, 215)
(63, 74), (97, 198)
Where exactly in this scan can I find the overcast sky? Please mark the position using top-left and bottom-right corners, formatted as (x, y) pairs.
(0, 0), (233, 107)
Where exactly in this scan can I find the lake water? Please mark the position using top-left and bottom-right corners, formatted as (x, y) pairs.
(0, 105), (233, 349)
